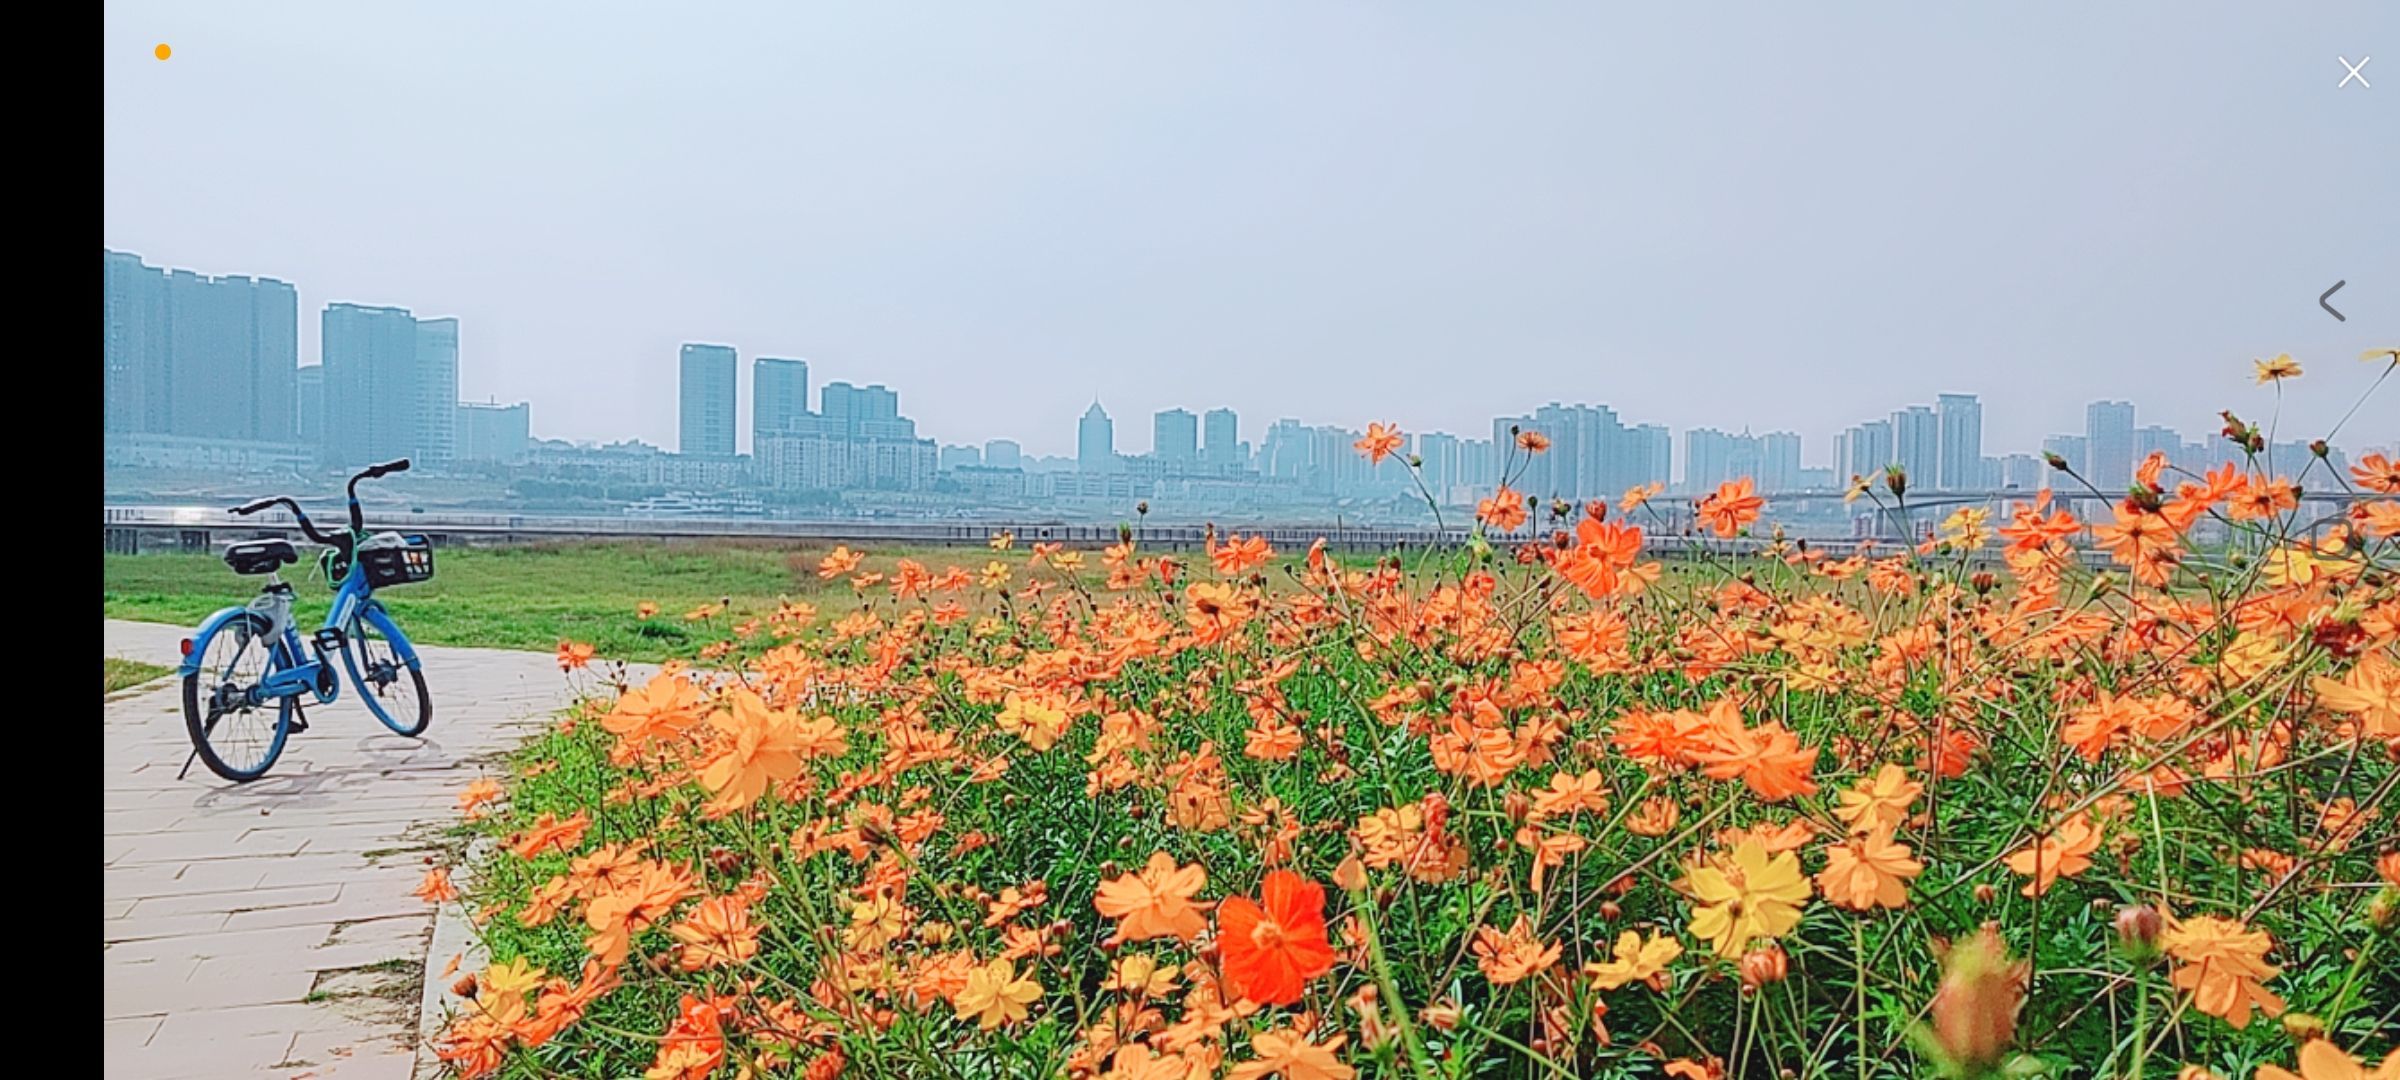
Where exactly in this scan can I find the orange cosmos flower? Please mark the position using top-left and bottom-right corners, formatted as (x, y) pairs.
(1516, 430), (1551, 453)
(601, 672), (707, 750)
(648, 994), (728, 1080)
(2255, 1039), (2400, 1080)
(414, 867), (460, 903)
(508, 811), (592, 861)
(1211, 533), (1274, 576)
(2351, 451), (2400, 494)
(2160, 914), (2284, 1028)
(1477, 486), (1529, 533)
(555, 640), (595, 672)
(1695, 478), (1766, 538)
(1815, 830), (1923, 910)
(1218, 870), (1337, 1006)
(1692, 714), (1819, 801)
(1093, 851), (1210, 943)
(1353, 422), (1404, 465)
(2312, 653), (2400, 740)
(2003, 814), (2100, 896)
(2253, 353), (2303, 383)
(1470, 916), (1561, 985)
(696, 688), (846, 814)
(457, 778), (504, 816)
(667, 894), (761, 971)
(1227, 1027), (1355, 1080)
(815, 545), (864, 579)
(1834, 763), (1922, 834)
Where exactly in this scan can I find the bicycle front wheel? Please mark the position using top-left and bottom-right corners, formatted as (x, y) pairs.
(182, 613), (294, 782)
(341, 605), (431, 736)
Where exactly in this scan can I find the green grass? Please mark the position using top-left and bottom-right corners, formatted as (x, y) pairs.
(102, 537), (1645, 661)
(104, 541), (867, 662)
(103, 657), (173, 694)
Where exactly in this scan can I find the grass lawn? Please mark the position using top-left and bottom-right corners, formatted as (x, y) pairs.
(103, 657), (173, 695)
(102, 538), (1392, 662)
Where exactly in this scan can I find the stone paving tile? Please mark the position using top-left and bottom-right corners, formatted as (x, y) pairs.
(101, 619), (620, 1080)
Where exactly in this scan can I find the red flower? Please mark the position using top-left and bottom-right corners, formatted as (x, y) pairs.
(1217, 870), (1336, 1006)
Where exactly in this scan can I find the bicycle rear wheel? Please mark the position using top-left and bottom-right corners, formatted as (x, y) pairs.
(341, 605), (431, 736)
(182, 613), (294, 782)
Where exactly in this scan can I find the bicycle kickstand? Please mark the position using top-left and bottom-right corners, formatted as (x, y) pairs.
(289, 702), (310, 735)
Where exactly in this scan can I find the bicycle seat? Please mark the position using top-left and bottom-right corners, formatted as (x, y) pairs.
(224, 538), (299, 575)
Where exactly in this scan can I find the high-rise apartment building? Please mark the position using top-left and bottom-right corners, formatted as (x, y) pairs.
(296, 365), (324, 446)
(415, 318), (459, 463)
(1202, 408), (1239, 467)
(2086, 401), (2136, 491)
(1759, 432), (1803, 491)
(103, 249), (299, 444)
(455, 400), (531, 463)
(1154, 408), (1199, 464)
(1935, 393), (1982, 491)
(1840, 419), (1895, 483)
(322, 303), (427, 465)
(984, 439), (1023, 469)
(1891, 405), (1940, 490)
(819, 382), (912, 438)
(753, 358), (809, 451)
(1078, 402), (1116, 472)
(2041, 435), (2087, 480)
(678, 344), (738, 456)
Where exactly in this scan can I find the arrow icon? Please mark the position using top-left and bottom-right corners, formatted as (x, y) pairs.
(2321, 280), (2345, 322)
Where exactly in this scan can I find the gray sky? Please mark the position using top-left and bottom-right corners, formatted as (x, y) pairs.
(105, 2), (2396, 466)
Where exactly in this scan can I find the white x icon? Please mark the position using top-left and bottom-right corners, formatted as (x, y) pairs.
(2337, 55), (2371, 88)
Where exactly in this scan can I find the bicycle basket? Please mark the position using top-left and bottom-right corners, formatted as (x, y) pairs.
(359, 533), (436, 588)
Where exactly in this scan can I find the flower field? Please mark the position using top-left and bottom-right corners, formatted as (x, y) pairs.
(432, 359), (2398, 1079)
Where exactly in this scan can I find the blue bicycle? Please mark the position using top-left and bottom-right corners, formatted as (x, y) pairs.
(178, 459), (436, 782)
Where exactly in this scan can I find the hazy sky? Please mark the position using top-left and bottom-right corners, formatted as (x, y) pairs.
(105, 2), (2395, 465)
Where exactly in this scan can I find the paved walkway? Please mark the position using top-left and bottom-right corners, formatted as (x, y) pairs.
(103, 620), (587, 1080)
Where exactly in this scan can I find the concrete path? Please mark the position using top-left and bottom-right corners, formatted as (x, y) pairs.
(103, 620), (588, 1080)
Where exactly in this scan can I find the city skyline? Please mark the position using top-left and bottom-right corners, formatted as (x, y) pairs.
(104, 244), (2380, 500)
(103, 4), (2392, 463)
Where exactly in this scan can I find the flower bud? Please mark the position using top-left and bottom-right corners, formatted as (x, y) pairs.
(1740, 945), (1789, 989)
(1974, 883), (1998, 905)
(2114, 904), (2162, 960)
(2280, 1012), (2326, 1041)
(1928, 924), (2026, 1076)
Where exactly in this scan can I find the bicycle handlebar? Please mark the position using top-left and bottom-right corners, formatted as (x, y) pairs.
(346, 459), (409, 532)
(229, 496), (344, 546)
(230, 460), (412, 545)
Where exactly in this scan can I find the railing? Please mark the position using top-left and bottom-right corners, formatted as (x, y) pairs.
(101, 504), (2122, 564)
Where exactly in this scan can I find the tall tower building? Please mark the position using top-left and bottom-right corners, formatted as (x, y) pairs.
(1891, 405), (1940, 491)
(754, 358), (809, 451)
(415, 317), (459, 463)
(678, 343), (738, 456)
(1202, 408), (1239, 467)
(1078, 401), (1116, 472)
(1935, 393), (1982, 491)
(1154, 408), (1199, 464)
(322, 303), (425, 466)
(103, 250), (298, 443)
(2085, 401), (2136, 491)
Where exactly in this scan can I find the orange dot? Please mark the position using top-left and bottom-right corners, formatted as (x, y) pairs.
(154, 43), (171, 60)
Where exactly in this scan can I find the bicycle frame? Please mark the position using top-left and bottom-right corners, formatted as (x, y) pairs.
(177, 505), (423, 703)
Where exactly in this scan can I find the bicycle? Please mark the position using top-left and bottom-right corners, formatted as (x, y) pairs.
(177, 459), (437, 782)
